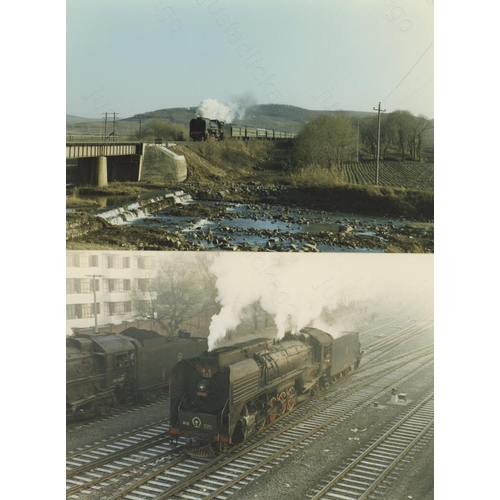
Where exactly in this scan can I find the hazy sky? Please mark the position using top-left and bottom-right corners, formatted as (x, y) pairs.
(66, 0), (434, 120)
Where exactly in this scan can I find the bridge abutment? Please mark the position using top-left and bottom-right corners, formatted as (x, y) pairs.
(66, 142), (145, 187)
(72, 154), (144, 186)
(65, 142), (189, 186)
(97, 156), (108, 187)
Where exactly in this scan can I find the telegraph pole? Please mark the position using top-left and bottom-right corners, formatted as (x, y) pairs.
(373, 102), (386, 184)
(103, 112), (118, 140)
(86, 274), (103, 333)
(112, 112), (118, 139)
(103, 112), (108, 139)
(356, 122), (359, 163)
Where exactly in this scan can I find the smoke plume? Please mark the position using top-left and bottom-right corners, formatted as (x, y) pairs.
(208, 254), (357, 350)
(197, 93), (256, 123)
(207, 253), (432, 350)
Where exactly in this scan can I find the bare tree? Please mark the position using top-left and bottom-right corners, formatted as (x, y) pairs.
(129, 276), (159, 320)
(132, 118), (186, 141)
(387, 110), (414, 161)
(130, 254), (219, 336)
(294, 113), (357, 178)
(360, 115), (395, 159)
(414, 114), (433, 161)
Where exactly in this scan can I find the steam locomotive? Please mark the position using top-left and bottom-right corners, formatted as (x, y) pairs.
(189, 117), (296, 141)
(169, 328), (362, 454)
(66, 327), (208, 420)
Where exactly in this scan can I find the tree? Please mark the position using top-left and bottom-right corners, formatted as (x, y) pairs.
(387, 110), (414, 161)
(359, 115), (395, 159)
(132, 118), (186, 141)
(413, 114), (433, 161)
(294, 113), (357, 178)
(130, 254), (219, 336)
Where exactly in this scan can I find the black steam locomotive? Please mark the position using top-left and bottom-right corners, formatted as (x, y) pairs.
(66, 327), (208, 420)
(169, 328), (362, 454)
(189, 117), (296, 141)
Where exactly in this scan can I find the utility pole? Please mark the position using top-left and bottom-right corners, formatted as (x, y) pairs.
(103, 112), (118, 140)
(356, 121), (359, 163)
(112, 112), (118, 140)
(103, 112), (108, 140)
(373, 102), (386, 184)
(86, 274), (103, 333)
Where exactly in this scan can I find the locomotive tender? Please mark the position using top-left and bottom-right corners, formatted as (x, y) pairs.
(66, 328), (208, 420)
(169, 328), (362, 454)
(189, 116), (296, 141)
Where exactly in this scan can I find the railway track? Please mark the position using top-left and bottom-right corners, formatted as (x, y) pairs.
(88, 347), (433, 499)
(307, 392), (434, 499)
(361, 315), (433, 365)
(66, 310), (433, 499)
(66, 420), (178, 496)
(66, 395), (170, 431)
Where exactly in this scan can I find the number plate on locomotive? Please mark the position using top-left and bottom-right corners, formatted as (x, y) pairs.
(179, 411), (218, 431)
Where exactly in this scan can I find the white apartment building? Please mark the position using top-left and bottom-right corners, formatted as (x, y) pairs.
(66, 251), (158, 335)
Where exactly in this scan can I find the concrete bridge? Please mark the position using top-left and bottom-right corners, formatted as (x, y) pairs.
(66, 142), (186, 186)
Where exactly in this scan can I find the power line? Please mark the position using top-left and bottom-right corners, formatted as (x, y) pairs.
(382, 40), (434, 104)
(386, 77), (434, 111)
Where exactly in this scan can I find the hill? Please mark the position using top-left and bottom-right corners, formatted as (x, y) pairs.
(66, 104), (375, 134)
(119, 104), (373, 133)
(66, 114), (102, 124)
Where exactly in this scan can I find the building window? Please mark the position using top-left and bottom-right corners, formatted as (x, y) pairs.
(66, 303), (100, 319)
(137, 278), (153, 292)
(105, 301), (132, 316)
(66, 278), (99, 294)
(137, 256), (156, 270)
(104, 279), (131, 293)
(106, 255), (130, 269)
(66, 254), (100, 268)
(67, 254), (80, 267)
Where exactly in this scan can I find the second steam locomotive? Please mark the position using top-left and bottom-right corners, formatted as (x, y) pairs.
(189, 117), (296, 141)
(169, 328), (362, 454)
(67, 327), (208, 420)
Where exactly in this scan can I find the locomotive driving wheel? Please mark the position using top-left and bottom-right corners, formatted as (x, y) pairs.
(256, 416), (266, 431)
(287, 387), (296, 411)
(277, 392), (287, 414)
(268, 396), (279, 422)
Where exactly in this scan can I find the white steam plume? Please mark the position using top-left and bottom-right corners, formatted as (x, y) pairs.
(197, 93), (256, 124)
(207, 253), (433, 351)
(209, 254), (354, 350)
(197, 99), (233, 122)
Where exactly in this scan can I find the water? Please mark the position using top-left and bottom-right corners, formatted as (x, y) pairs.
(86, 192), (406, 252)
(95, 191), (192, 225)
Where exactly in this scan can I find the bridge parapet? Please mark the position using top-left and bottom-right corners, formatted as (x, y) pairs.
(66, 142), (144, 159)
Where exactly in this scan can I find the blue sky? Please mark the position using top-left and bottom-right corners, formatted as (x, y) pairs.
(66, 0), (434, 119)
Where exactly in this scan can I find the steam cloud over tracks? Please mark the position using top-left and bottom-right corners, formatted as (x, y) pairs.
(207, 253), (433, 350)
(208, 255), (349, 350)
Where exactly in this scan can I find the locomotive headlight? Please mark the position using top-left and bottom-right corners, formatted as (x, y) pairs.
(197, 380), (210, 392)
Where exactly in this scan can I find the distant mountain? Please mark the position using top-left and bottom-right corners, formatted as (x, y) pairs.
(120, 104), (374, 133)
(66, 114), (104, 124)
